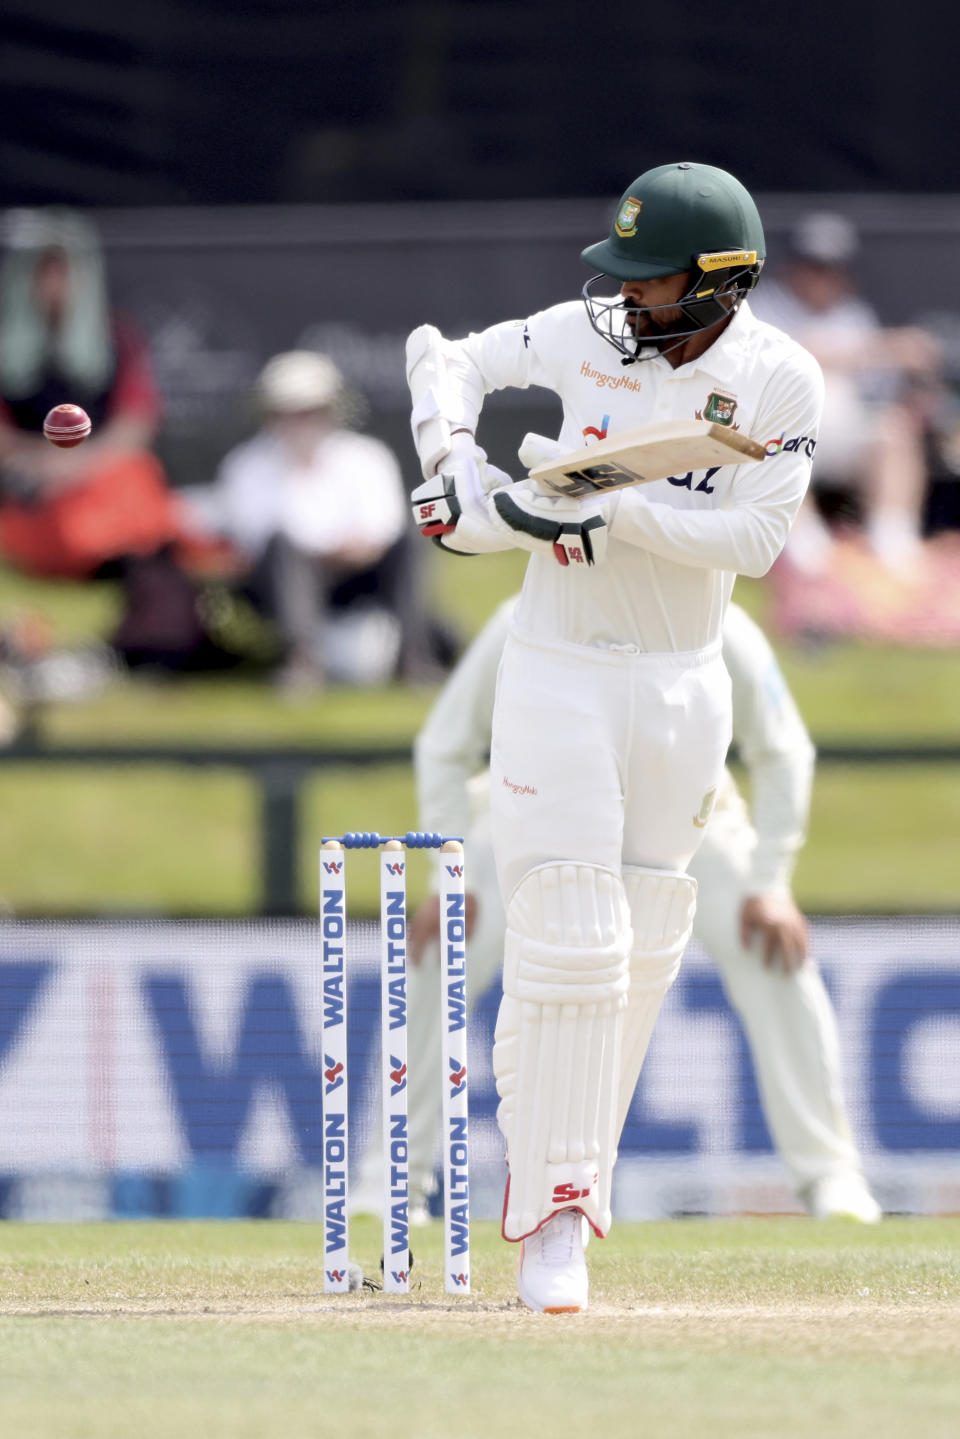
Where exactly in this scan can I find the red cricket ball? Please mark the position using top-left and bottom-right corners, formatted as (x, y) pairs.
(43, 403), (92, 448)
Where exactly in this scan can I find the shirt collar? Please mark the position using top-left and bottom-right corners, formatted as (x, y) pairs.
(647, 300), (758, 383)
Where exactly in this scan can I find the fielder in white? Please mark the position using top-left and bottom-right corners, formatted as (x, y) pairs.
(405, 161), (825, 1312)
(351, 597), (880, 1234)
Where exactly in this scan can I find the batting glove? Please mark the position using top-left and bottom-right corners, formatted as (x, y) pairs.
(517, 432), (564, 470)
(490, 479), (612, 567)
(411, 434), (509, 539)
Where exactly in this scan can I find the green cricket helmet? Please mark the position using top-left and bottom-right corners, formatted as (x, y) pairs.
(581, 161), (766, 362)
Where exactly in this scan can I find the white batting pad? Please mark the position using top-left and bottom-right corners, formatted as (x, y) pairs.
(494, 862), (631, 1240)
(615, 866), (698, 1140)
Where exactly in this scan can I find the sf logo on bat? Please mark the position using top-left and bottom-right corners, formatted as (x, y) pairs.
(546, 459), (646, 497)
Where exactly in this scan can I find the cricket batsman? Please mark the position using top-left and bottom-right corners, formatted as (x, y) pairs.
(350, 597), (881, 1235)
(405, 161), (824, 1311)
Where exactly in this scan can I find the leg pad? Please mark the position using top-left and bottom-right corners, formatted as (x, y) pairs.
(494, 862), (631, 1240)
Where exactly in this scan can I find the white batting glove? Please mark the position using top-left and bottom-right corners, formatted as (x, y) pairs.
(517, 432), (564, 470)
(411, 433), (511, 540)
(490, 478), (612, 567)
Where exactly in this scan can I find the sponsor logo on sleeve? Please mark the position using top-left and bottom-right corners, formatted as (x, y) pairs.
(766, 433), (817, 458)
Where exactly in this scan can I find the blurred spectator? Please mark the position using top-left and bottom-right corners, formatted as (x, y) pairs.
(195, 350), (438, 690)
(0, 208), (229, 676)
(752, 212), (943, 574)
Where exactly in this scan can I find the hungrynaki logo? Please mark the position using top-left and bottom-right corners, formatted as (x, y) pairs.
(579, 360), (642, 393)
(614, 195), (643, 237)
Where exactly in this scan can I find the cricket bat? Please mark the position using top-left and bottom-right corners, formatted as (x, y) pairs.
(529, 419), (766, 499)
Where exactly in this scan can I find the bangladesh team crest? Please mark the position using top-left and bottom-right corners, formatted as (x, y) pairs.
(614, 196), (643, 238)
(700, 392), (738, 425)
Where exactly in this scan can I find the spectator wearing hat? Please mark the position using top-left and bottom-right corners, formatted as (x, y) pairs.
(752, 212), (942, 574)
(201, 350), (428, 690)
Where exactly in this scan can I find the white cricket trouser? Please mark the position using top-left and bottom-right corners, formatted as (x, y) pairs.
(489, 627), (731, 1235)
(489, 628), (732, 895)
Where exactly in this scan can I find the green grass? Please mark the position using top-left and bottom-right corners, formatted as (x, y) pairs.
(798, 764), (960, 909)
(1, 1219), (959, 1438)
(1, 560), (959, 914)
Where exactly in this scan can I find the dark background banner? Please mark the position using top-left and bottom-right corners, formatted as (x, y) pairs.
(2, 1), (957, 206)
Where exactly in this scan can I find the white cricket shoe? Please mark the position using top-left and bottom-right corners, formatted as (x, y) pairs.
(517, 1209), (588, 1314)
(806, 1173), (882, 1224)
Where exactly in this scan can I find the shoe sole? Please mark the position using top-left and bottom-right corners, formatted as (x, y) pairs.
(817, 1211), (882, 1224)
(517, 1272), (586, 1315)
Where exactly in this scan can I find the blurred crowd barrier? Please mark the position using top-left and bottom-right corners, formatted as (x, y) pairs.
(0, 916), (957, 1220)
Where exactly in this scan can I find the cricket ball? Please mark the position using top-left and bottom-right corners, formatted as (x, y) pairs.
(43, 403), (92, 448)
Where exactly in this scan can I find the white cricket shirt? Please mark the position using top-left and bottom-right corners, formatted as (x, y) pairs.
(450, 298), (824, 653)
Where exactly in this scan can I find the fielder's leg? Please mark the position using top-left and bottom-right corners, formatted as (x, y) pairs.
(689, 824), (880, 1220)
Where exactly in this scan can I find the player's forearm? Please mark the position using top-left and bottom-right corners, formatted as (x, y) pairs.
(413, 693), (493, 831)
(413, 745), (476, 843)
(442, 500), (523, 554)
(747, 747), (815, 893)
(407, 327), (487, 480)
(610, 492), (796, 578)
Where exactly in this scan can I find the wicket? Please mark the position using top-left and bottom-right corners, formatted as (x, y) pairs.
(319, 832), (471, 1296)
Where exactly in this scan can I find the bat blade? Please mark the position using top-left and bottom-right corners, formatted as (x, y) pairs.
(529, 419), (766, 498)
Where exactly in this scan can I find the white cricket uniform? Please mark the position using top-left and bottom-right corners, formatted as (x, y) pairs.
(448, 299), (823, 894)
(350, 598), (866, 1214)
(421, 298), (823, 1239)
